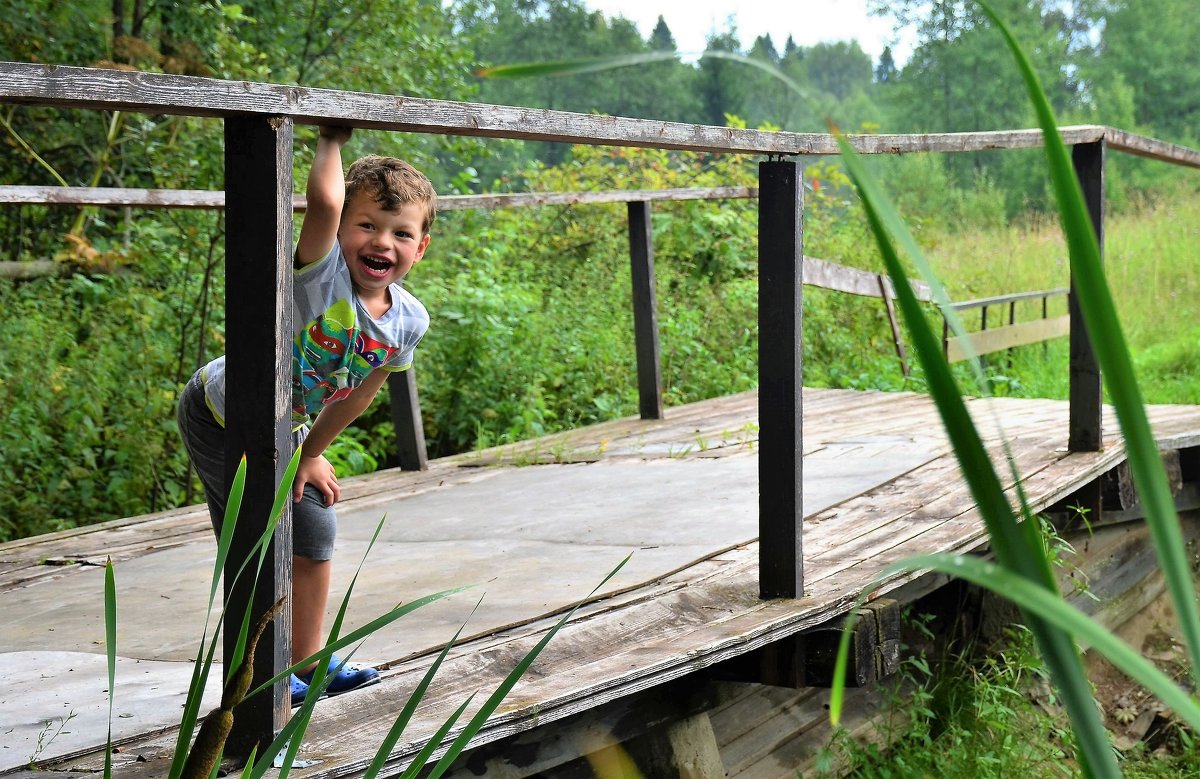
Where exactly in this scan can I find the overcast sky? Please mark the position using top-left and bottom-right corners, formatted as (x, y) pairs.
(583, 0), (914, 65)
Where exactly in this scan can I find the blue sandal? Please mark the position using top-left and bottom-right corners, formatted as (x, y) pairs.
(298, 655), (380, 697)
(290, 673), (320, 708)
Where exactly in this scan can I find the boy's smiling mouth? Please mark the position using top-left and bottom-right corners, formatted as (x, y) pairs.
(360, 254), (395, 274)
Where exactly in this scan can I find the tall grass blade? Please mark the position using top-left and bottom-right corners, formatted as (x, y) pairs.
(240, 587), (472, 776)
(363, 598), (484, 779)
(978, 0), (1200, 689)
(476, 51), (810, 103)
(213, 456), (247, 605)
(832, 132), (1118, 777)
(475, 52), (679, 78)
(170, 456), (251, 776)
(242, 685), (319, 779)
(422, 553), (632, 779)
(246, 586), (473, 699)
(266, 514), (390, 776)
(225, 448), (304, 689)
(170, 449), (301, 778)
(103, 558), (116, 779)
(398, 696), (476, 779)
(832, 136), (1055, 589)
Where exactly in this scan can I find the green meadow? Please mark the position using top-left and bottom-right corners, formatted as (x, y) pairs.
(921, 187), (1200, 405)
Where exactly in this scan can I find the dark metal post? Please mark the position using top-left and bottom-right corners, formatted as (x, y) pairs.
(389, 369), (428, 470)
(627, 200), (664, 419)
(1069, 140), (1105, 452)
(758, 160), (803, 600)
(223, 115), (294, 753)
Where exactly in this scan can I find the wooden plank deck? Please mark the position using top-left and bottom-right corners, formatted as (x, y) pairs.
(3, 387), (1199, 776)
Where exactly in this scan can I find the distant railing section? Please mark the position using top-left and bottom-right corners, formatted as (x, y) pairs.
(943, 287), (1071, 363)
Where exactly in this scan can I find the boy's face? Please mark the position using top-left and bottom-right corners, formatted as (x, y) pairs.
(337, 190), (430, 296)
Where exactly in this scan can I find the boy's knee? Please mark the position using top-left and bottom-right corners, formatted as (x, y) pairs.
(293, 485), (337, 561)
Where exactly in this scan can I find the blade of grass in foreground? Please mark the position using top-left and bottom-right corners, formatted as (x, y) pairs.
(169, 454), (254, 778)
(363, 598), (484, 778)
(103, 558), (116, 779)
(979, 0), (1200, 692)
(831, 132), (1118, 778)
(421, 553), (633, 779)
(262, 514), (391, 776)
(170, 450), (302, 779)
(224, 448), (304, 690)
(245, 585), (473, 701)
(476, 51), (810, 104)
(398, 696), (476, 779)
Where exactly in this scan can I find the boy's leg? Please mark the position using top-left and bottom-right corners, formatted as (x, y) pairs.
(292, 483), (379, 694)
(291, 553), (331, 672)
(292, 482), (337, 670)
(176, 373), (230, 533)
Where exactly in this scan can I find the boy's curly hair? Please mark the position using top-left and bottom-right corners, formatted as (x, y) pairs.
(345, 155), (437, 234)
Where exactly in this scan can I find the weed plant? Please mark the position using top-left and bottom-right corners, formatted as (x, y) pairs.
(823, 621), (1200, 779)
(820, 619), (1200, 777)
(828, 4), (1200, 778)
(820, 622), (1074, 779)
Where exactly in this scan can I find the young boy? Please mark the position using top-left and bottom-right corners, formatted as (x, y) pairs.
(177, 125), (434, 705)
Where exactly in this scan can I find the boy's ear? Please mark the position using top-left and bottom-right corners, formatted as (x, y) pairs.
(414, 233), (431, 262)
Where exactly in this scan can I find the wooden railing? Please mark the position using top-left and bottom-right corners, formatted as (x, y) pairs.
(4, 60), (1200, 751)
(944, 287), (1070, 363)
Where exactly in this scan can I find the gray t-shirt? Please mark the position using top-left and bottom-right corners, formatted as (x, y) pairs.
(201, 242), (429, 427)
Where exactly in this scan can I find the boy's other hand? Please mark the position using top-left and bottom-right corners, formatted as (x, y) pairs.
(295, 453), (341, 507)
(318, 125), (353, 144)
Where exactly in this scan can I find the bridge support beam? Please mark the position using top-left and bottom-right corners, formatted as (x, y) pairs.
(1069, 140), (1105, 453)
(758, 160), (804, 599)
(223, 115), (295, 754)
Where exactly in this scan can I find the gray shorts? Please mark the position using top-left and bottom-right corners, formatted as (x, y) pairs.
(177, 372), (336, 560)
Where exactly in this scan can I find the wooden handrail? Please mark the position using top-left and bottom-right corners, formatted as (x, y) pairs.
(0, 184), (757, 210)
(3, 62), (1200, 167)
(0, 184), (932, 301)
(950, 287), (1069, 310)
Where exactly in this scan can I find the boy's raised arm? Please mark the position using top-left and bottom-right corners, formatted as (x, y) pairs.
(295, 126), (353, 266)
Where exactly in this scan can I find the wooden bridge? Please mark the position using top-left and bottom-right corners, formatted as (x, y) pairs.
(2, 62), (1200, 777)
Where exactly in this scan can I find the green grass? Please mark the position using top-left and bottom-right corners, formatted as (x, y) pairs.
(827, 6), (1200, 777)
(821, 622), (1200, 779)
(909, 190), (1200, 406)
(925, 189), (1200, 336)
